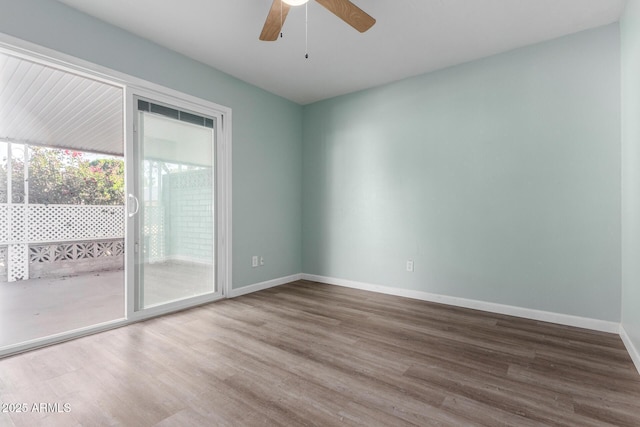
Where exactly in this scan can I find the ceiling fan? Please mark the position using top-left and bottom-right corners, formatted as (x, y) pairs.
(259, 0), (376, 41)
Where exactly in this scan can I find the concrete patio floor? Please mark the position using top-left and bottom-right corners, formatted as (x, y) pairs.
(0, 261), (214, 349)
(0, 270), (124, 348)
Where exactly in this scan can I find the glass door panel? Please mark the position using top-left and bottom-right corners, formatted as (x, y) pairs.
(0, 50), (125, 355)
(135, 99), (216, 309)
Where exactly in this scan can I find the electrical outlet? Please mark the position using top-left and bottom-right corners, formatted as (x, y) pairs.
(252, 256), (258, 267)
(406, 260), (414, 272)
(260, 256), (265, 266)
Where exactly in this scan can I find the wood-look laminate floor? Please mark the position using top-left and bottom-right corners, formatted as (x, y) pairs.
(1, 280), (639, 426)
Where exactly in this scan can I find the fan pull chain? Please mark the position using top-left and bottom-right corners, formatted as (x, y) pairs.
(305, 2), (309, 59)
(280, 0), (283, 38)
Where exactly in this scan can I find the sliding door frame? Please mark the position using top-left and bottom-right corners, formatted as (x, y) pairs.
(125, 86), (232, 321)
(0, 33), (232, 357)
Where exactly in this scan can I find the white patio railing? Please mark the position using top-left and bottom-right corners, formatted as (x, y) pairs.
(0, 204), (124, 281)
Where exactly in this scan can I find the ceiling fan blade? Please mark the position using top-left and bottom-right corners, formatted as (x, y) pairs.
(315, 0), (375, 33)
(260, 0), (291, 41)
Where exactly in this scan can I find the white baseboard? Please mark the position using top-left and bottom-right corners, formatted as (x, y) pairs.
(229, 273), (302, 298)
(301, 274), (620, 334)
(620, 325), (640, 375)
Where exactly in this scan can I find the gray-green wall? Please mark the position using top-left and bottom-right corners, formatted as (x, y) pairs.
(1, 1), (629, 328)
(622, 0), (640, 358)
(302, 25), (621, 322)
(0, 0), (303, 289)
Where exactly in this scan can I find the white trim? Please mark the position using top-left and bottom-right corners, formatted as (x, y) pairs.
(0, 318), (128, 359)
(124, 87), (135, 320)
(229, 274), (303, 298)
(620, 326), (640, 375)
(128, 87), (230, 314)
(0, 36), (126, 90)
(220, 111), (233, 299)
(301, 274), (620, 333)
(0, 290), (222, 359)
(127, 292), (226, 322)
(0, 33), (229, 114)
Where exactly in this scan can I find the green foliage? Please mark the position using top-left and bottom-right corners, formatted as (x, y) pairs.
(1, 146), (124, 205)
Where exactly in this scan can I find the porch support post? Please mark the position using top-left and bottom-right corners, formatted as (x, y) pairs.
(23, 145), (29, 280)
(5, 141), (29, 282)
(6, 141), (12, 282)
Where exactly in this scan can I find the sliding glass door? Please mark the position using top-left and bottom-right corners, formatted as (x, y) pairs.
(132, 97), (219, 311)
(0, 49), (126, 355)
(0, 41), (230, 358)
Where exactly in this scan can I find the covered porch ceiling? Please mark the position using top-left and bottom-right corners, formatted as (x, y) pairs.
(0, 50), (123, 156)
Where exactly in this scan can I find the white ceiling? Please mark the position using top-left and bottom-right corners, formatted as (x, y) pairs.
(55, 0), (626, 105)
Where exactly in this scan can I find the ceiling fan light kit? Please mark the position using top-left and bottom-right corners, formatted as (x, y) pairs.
(282, 0), (310, 5)
(259, 0), (375, 44)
